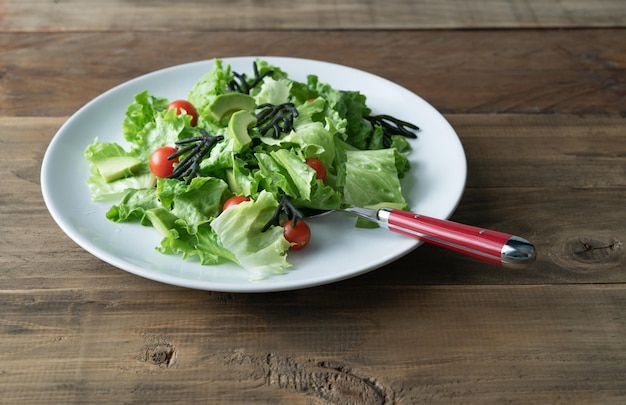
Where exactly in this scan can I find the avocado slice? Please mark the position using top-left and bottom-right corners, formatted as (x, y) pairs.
(227, 110), (257, 152)
(145, 207), (179, 237)
(208, 93), (256, 121)
(94, 156), (143, 183)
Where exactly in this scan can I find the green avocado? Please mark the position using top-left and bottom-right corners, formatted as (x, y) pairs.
(208, 93), (256, 121)
(145, 207), (179, 237)
(94, 156), (143, 183)
(227, 110), (257, 152)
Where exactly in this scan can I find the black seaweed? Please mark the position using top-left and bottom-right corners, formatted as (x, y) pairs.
(261, 194), (304, 232)
(228, 62), (274, 94)
(167, 129), (224, 184)
(255, 102), (299, 138)
(365, 114), (419, 148)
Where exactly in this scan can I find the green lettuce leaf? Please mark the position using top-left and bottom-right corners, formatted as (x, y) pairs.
(122, 90), (169, 144)
(105, 188), (160, 223)
(210, 191), (291, 279)
(188, 59), (233, 124)
(342, 148), (408, 208)
(304, 75), (373, 150)
(157, 223), (237, 265)
(254, 77), (292, 106)
(227, 155), (259, 197)
(255, 149), (315, 201)
(125, 108), (193, 160)
(157, 176), (229, 233)
(121, 87), (197, 156)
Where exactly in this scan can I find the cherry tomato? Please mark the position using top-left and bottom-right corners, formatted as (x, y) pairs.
(282, 219), (311, 250)
(305, 157), (327, 180)
(222, 195), (250, 211)
(167, 100), (198, 126)
(149, 146), (179, 178)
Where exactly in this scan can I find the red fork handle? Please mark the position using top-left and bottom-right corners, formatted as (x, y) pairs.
(380, 209), (536, 268)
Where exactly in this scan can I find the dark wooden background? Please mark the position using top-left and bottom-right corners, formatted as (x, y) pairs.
(1, 1), (625, 403)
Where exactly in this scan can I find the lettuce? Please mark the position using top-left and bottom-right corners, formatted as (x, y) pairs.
(122, 90), (169, 144)
(187, 59), (233, 122)
(157, 176), (228, 234)
(302, 75), (373, 150)
(227, 155), (260, 197)
(157, 223), (237, 265)
(106, 188), (160, 223)
(122, 90), (195, 156)
(153, 188), (291, 272)
(210, 191), (291, 279)
(254, 77), (292, 106)
(342, 148), (408, 208)
(137, 110), (192, 159)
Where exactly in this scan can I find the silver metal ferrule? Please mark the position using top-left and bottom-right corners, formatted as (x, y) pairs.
(377, 208), (392, 228)
(501, 236), (536, 269)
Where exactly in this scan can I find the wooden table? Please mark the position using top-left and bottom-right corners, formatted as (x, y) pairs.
(2, 1), (626, 403)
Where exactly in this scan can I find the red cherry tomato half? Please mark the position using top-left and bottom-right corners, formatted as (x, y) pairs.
(149, 146), (179, 178)
(282, 219), (311, 250)
(167, 100), (198, 126)
(222, 195), (251, 211)
(305, 157), (327, 181)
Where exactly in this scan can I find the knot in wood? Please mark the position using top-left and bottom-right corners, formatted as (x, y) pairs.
(225, 351), (392, 404)
(141, 343), (177, 368)
(569, 237), (622, 264)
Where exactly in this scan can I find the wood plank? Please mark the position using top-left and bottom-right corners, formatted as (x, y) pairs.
(3, 1), (625, 403)
(1, 0), (625, 31)
(1, 114), (624, 289)
(450, 114), (626, 189)
(1, 30), (624, 117)
(1, 284), (625, 403)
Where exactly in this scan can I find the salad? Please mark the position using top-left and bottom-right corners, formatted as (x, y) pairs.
(84, 58), (418, 279)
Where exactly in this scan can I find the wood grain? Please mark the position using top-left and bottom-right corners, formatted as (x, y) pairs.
(2, 284), (626, 403)
(1, 30), (624, 117)
(2, 114), (624, 290)
(2, 1), (626, 402)
(1, 0), (625, 31)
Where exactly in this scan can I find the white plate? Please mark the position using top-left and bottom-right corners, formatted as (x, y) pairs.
(41, 56), (466, 292)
